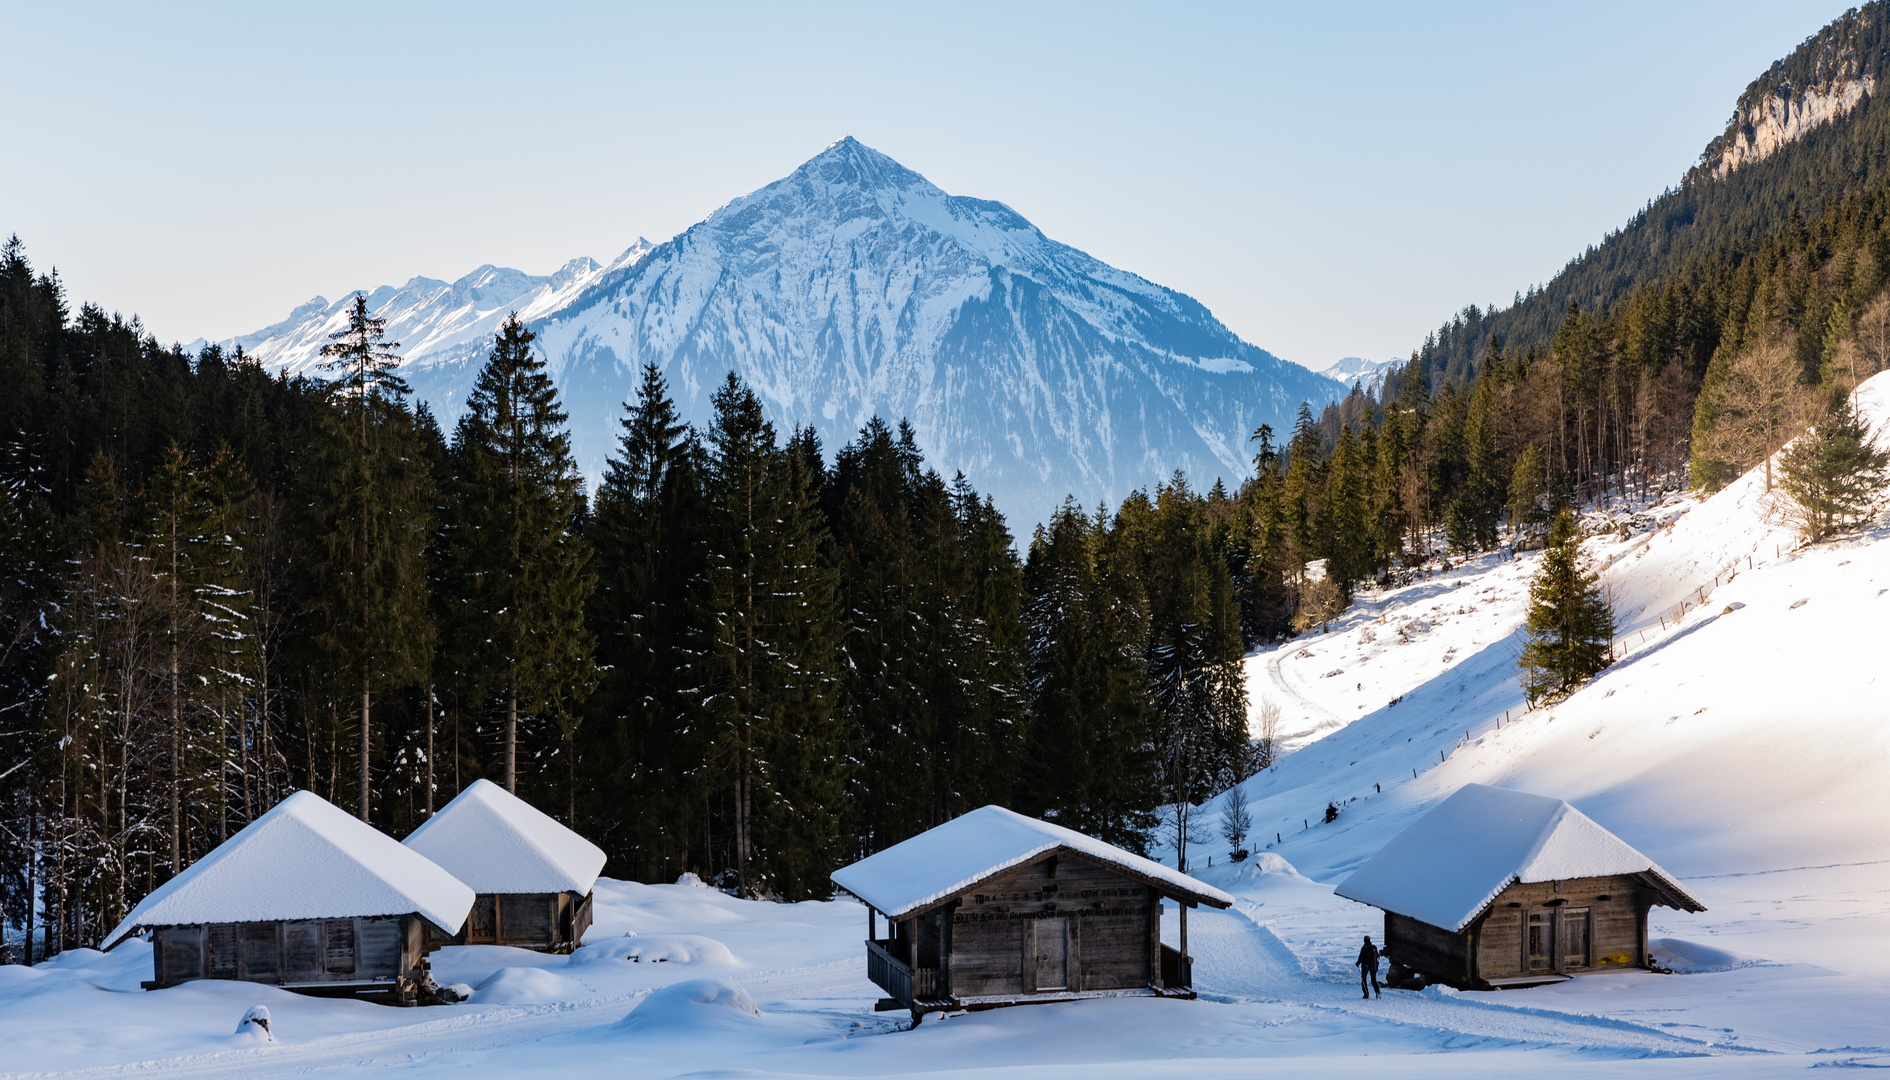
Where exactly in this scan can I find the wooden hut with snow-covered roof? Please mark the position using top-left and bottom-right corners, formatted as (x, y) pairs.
(102, 791), (474, 1003)
(830, 805), (1234, 1022)
(1335, 784), (1706, 990)
(402, 779), (606, 952)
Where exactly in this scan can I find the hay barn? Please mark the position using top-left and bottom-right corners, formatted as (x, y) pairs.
(1336, 784), (1707, 989)
(102, 791), (474, 1003)
(831, 805), (1233, 1022)
(402, 779), (605, 952)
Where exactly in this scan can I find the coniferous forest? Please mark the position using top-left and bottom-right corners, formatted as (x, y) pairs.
(12, 4), (1890, 962)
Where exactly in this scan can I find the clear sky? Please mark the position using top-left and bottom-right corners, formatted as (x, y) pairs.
(3, 0), (1846, 370)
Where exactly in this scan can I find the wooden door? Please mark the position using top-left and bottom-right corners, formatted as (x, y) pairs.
(205, 923), (239, 979)
(1526, 912), (1554, 972)
(1035, 918), (1069, 990)
(1559, 908), (1591, 969)
(239, 923), (280, 982)
(468, 895), (496, 943)
(323, 920), (357, 974)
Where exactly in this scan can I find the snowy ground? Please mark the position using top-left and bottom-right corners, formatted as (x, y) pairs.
(5, 377), (1887, 1078)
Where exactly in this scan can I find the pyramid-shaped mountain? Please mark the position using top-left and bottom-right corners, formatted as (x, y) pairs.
(227, 138), (1342, 524)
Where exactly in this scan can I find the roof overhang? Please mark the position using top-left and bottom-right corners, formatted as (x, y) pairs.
(839, 843), (1234, 920)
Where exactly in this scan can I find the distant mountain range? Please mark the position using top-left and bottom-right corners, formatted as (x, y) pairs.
(215, 138), (1344, 525)
(1311, 357), (1399, 394)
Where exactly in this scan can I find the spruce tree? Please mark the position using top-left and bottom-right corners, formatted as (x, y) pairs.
(1018, 501), (1158, 851)
(308, 295), (433, 822)
(1777, 388), (1890, 542)
(587, 363), (707, 875)
(1507, 445), (1548, 542)
(1447, 373), (1504, 552)
(691, 373), (843, 898)
(1518, 510), (1615, 704)
(441, 315), (595, 806)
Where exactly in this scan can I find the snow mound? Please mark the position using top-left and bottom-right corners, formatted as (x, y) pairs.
(1214, 852), (1315, 887)
(615, 979), (761, 1036)
(1650, 937), (1766, 974)
(470, 967), (592, 1004)
(232, 1005), (273, 1043)
(569, 933), (737, 967)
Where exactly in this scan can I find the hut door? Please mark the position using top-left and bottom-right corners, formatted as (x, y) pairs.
(206, 924), (239, 979)
(1559, 908), (1591, 969)
(324, 920), (357, 974)
(1526, 912), (1554, 971)
(1035, 919), (1068, 990)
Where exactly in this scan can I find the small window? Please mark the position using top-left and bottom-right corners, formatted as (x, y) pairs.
(324, 920), (357, 974)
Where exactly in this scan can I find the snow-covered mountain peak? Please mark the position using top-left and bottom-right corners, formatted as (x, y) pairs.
(223, 142), (1341, 524)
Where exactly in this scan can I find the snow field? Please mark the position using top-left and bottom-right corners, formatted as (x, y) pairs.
(7, 384), (1889, 1078)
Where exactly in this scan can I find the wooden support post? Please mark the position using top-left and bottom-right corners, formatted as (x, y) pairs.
(1179, 901), (1190, 988)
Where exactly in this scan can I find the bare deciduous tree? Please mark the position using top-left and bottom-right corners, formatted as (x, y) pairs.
(1218, 788), (1253, 860)
(1254, 696), (1282, 772)
(1699, 338), (1805, 490)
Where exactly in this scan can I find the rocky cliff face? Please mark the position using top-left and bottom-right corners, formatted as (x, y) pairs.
(1710, 74), (1875, 178)
(1702, 8), (1886, 181)
(221, 138), (1342, 526)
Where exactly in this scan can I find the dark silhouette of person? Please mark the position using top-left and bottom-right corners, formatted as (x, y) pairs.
(1356, 934), (1381, 998)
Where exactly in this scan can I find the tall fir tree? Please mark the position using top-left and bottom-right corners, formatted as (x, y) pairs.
(586, 363), (707, 876)
(441, 315), (596, 808)
(1018, 501), (1158, 851)
(308, 294), (433, 822)
(691, 374), (844, 898)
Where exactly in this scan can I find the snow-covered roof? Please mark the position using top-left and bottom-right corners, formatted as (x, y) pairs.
(830, 805), (1234, 918)
(103, 791), (474, 949)
(402, 779), (606, 896)
(1334, 784), (1706, 932)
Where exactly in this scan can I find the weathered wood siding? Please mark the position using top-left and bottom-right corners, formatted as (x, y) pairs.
(451, 891), (582, 950)
(149, 915), (420, 990)
(1476, 875), (1650, 982)
(945, 853), (1156, 997)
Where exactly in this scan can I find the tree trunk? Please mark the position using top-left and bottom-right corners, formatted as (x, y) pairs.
(358, 681), (371, 821)
(505, 677), (517, 794)
(170, 646), (181, 876)
(425, 687), (435, 817)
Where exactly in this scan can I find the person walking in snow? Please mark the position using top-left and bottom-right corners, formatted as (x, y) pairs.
(1356, 935), (1381, 998)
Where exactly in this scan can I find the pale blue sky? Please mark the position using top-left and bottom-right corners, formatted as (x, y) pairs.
(3, 1), (1844, 369)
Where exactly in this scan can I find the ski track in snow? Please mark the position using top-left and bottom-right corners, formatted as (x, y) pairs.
(1189, 902), (1763, 1058)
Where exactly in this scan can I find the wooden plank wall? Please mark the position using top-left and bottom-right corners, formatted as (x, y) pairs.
(1476, 875), (1649, 981)
(152, 915), (416, 989)
(946, 853), (1156, 997)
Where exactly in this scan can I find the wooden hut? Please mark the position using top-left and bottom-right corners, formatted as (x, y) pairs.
(831, 805), (1234, 1022)
(101, 791), (474, 1004)
(1335, 784), (1706, 990)
(402, 780), (605, 952)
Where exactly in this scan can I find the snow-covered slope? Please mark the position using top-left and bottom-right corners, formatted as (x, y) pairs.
(1222, 367), (1890, 901)
(221, 138), (1343, 525)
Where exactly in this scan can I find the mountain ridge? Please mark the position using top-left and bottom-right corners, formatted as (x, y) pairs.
(220, 137), (1343, 525)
